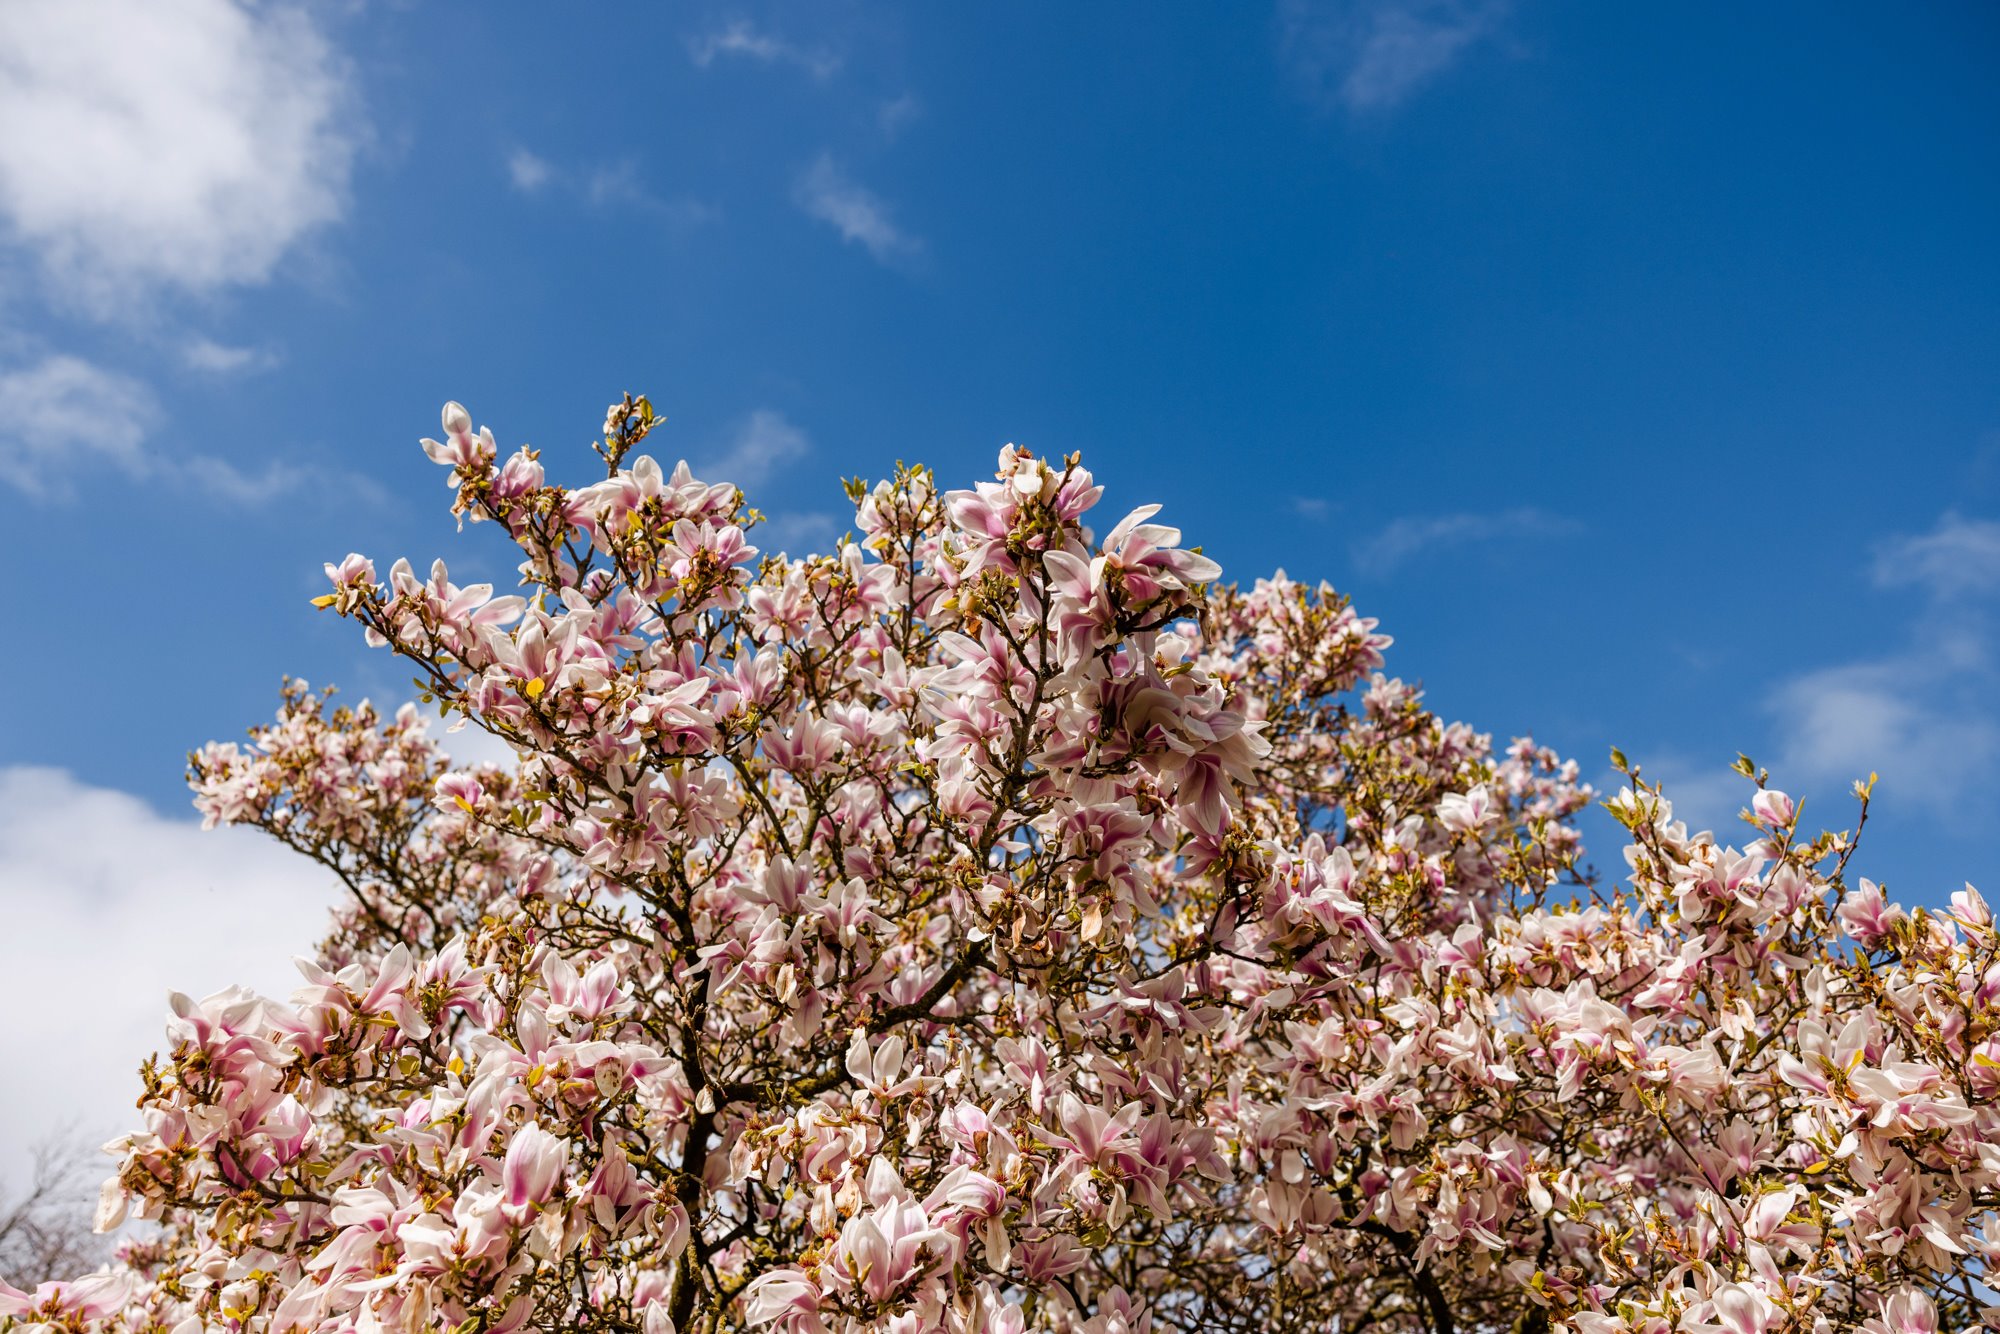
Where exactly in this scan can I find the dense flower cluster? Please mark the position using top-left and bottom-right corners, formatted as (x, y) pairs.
(16, 396), (1995, 1333)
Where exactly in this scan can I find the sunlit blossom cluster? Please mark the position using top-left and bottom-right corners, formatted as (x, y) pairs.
(11, 396), (1994, 1334)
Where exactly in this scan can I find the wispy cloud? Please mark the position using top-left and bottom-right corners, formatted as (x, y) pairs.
(793, 156), (923, 268)
(1277, 0), (1508, 112)
(507, 149), (554, 193)
(0, 355), (155, 499)
(182, 337), (275, 375)
(176, 455), (309, 507)
(1630, 511), (2000, 839)
(584, 162), (677, 213)
(687, 20), (841, 80)
(759, 512), (843, 556)
(1767, 639), (2000, 811)
(0, 0), (360, 316)
(1, 353), (311, 506)
(503, 151), (716, 228)
(1753, 510), (2000, 815)
(1872, 512), (2000, 601)
(878, 94), (923, 139)
(689, 410), (841, 556)
(697, 409), (813, 490)
(1352, 506), (1576, 573)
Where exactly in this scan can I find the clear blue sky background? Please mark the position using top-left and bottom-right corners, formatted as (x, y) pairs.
(3, 0), (1998, 911)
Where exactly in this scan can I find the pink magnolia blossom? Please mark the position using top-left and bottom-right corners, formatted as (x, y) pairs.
(51, 396), (1996, 1334)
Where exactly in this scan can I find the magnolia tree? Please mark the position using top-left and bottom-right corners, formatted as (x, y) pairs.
(9, 397), (1994, 1334)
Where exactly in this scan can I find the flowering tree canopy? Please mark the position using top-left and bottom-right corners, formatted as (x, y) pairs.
(13, 397), (1994, 1334)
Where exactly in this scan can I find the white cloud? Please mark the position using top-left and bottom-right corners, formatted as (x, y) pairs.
(0, 355), (154, 499)
(692, 410), (840, 556)
(182, 337), (274, 374)
(685, 410), (838, 555)
(1872, 512), (2000, 601)
(1622, 512), (2000, 850)
(1630, 513), (2000, 834)
(1767, 633), (2000, 812)
(507, 150), (554, 193)
(176, 455), (307, 506)
(1725, 511), (2000, 820)
(0, 767), (338, 1182)
(0, 353), (305, 504)
(686, 20), (841, 80)
(504, 153), (716, 228)
(793, 156), (922, 267)
(759, 512), (842, 557)
(697, 408), (812, 490)
(0, 0), (360, 314)
(1352, 506), (1576, 573)
(583, 162), (658, 209)
(1277, 0), (1507, 112)
(878, 95), (922, 139)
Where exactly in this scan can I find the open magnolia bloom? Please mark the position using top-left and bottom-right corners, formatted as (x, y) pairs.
(61, 396), (1994, 1334)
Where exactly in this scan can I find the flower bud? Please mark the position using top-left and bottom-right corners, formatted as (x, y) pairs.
(1751, 788), (1796, 828)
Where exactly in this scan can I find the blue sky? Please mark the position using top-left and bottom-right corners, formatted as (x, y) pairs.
(0, 0), (1996, 1161)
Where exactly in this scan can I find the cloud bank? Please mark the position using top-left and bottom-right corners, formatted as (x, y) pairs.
(0, 767), (338, 1182)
